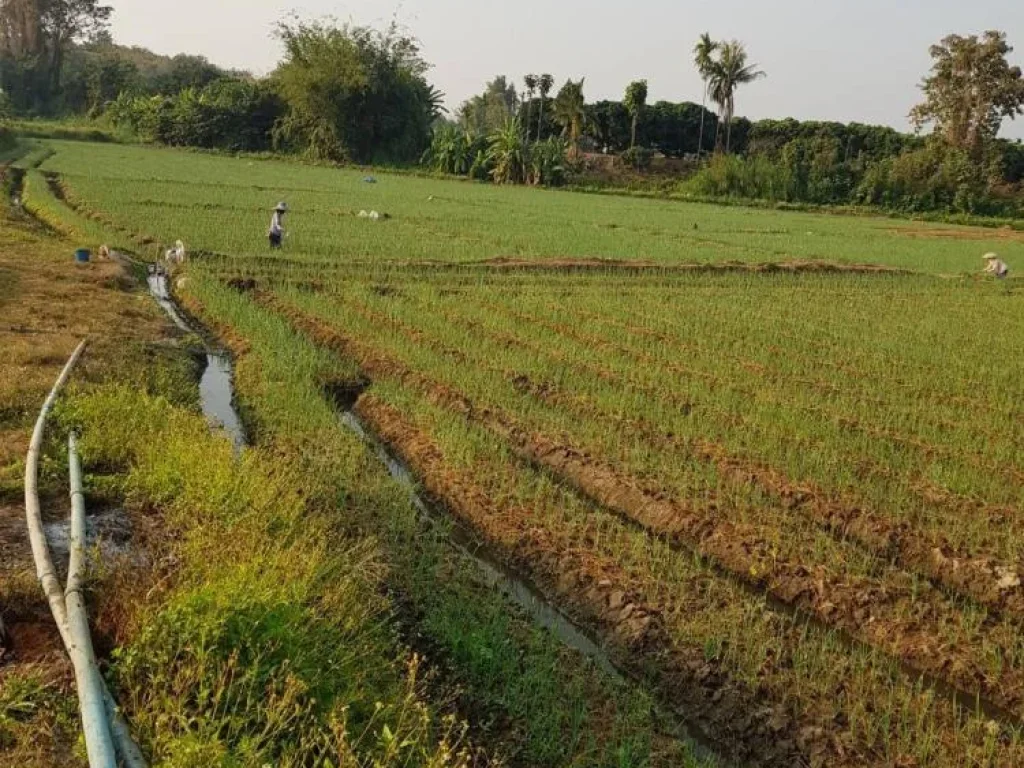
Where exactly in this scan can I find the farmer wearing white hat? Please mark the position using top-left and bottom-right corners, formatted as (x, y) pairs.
(983, 252), (1009, 279)
(269, 202), (288, 249)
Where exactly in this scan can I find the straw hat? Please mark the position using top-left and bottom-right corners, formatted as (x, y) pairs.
(983, 252), (999, 261)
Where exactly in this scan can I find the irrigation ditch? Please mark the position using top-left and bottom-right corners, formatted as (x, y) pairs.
(144, 273), (729, 765)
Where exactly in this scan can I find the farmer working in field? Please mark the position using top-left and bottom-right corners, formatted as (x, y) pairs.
(983, 252), (1010, 279)
(269, 202), (288, 249)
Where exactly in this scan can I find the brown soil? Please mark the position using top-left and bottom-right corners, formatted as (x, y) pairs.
(0, 202), (172, 766)
(348, 286), (1024, 622)
(888, 225), (1024, 243)
(471, 296), (1024, 556)
(475, 256), (910, 274)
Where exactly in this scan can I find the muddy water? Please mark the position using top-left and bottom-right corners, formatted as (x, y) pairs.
(147, 273), (246, 451)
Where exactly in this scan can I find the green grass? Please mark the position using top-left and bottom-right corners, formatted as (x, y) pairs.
(255, 272), (1024, 765)
(169, 275), (710, 767)
(22, 137), (1024, 766)
(38, 139), (1024, 273)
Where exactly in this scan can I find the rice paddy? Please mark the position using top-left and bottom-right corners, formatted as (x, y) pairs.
(24, 137), (1024, 766)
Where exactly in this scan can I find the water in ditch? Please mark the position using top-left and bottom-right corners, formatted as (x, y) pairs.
(147, 272), (245, 452)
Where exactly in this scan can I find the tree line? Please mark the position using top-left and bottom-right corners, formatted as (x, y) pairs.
(689, 31), (1024, 215)
(2, 4), (442, 163)
(2, 3), (1023, 216)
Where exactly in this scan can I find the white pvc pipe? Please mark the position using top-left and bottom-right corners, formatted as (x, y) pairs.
(66, 433), (117, 768)
(24, 342), (147, 768)
(24, 340), (86, 641)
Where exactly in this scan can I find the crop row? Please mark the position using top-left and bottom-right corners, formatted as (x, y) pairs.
(238, 283), (1024, 767)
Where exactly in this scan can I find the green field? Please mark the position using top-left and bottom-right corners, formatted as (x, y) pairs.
(22, 138), (1024, 767)
(37, 140), (1024, 272)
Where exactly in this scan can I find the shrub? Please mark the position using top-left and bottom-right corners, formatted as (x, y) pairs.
(619, 146), (654, 171)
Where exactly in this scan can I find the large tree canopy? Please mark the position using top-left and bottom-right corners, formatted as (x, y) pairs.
(271, 19), (442, 163)
(458, 75), (517, 136)
(910, 30), (1024, 159)
(0, 0), (110, 110)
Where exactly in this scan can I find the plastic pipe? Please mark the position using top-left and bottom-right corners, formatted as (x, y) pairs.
(24, 342), (147, 767)
(24, 340), (86, 641)
(66, 432), (116, 767)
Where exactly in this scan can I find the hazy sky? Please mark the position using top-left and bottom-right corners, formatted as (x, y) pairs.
(110, 0), (1024, 139)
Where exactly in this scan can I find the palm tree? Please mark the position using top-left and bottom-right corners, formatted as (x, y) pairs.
(693, 33), (718, 159)
(523, 74), (538, 139)
(707, 40), (765, 153)
(553, 78), (586, 159)
(537, 73), (554, 141)
(624, 79), (648, 150)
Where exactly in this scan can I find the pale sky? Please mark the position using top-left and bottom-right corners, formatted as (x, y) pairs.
(110, 0), (1024, 140)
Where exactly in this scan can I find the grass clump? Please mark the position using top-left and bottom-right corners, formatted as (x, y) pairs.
(61, 385), (474, 767)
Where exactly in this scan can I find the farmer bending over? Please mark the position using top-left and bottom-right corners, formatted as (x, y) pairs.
(269, 202), (288, 249)
(983, 252), (1010, 279)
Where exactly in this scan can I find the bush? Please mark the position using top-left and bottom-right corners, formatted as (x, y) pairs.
(685, 137), (1022, 216)
(108, 79), (283, 152)
(528, 136), (569, 186)
(619, 146), (654, 171)
(422, 123), (483, 176)
(686, 153), (791, 200)
(854, 141), (1019, 216)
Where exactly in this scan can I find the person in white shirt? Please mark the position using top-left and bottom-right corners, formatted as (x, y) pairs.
(983, 252), (1009, 278)
(269, 202), (288, 249)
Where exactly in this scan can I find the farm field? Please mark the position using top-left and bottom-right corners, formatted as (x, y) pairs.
(20, 138), (1024, 766)
(35, 139), (1024, 273)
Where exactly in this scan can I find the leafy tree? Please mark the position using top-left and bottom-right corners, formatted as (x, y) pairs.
(0, 0), (43, 59)
(486, 117), (528, 183)
(0, 0), (111, 110)
(40, 0), (112, 93)
(910, 31), (1024, 160)
(553, 78), (585, 158)
(82, 47), (135, 111)
(272, 19), (441, 163)
(707, 40), (765, 153)
(624, 79), (647, 150)
(537, 72), (553, 141)
(586, 99), (629, 152)
(459, 75), (516, 136)
(693, 32), (718, 159)
(644, 100), (716, 156)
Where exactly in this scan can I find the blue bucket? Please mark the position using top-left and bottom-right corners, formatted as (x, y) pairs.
(74, 248), (90, 263)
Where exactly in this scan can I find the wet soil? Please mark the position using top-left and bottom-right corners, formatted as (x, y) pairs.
(146, 271), (246, 451)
